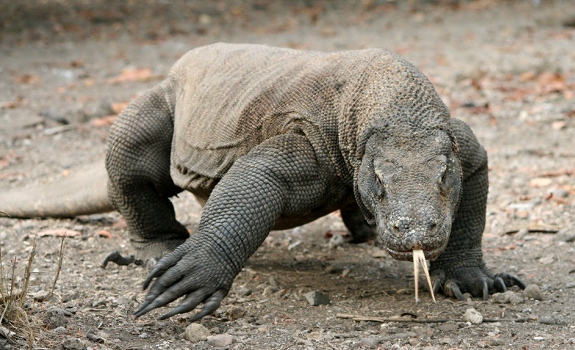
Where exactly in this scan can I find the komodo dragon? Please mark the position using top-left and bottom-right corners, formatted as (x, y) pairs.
(1, 43), (525, 321)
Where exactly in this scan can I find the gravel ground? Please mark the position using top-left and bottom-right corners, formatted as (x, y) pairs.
(1, 1), (574, 349)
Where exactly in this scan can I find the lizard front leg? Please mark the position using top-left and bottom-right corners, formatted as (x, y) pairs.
(430, 119), (525, 299)
(134, 134), (330, 320)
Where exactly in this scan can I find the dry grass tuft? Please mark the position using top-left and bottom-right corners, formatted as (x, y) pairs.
(0, 236), (66, 348)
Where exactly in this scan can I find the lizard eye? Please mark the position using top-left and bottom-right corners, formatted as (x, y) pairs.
(438, 164), (448, 187)
(375, 173), (386, 197)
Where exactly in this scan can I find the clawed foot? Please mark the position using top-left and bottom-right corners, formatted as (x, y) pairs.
(133, 242), (235, 321)
(431, 266), (526, 301)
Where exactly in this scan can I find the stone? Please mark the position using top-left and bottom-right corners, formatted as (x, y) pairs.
(184, 323), (210, 342)
(538, 315), (567, 325)
(226, 307), (246, 321)
(61, 337), (85, 350)
(207, 334), (233, 347)
(304, 291), (330, 306)
(463, 308), (483, 324)
(43, 308), (71, 329)
(437, 323), (458, 332)
(524, 285), (543, 300)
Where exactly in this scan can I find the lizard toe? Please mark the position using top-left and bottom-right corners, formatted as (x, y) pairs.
(493, 276), (507, 293)
(494, 273), (526, 290)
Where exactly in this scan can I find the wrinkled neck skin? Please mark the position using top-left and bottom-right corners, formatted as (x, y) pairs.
(354, 124), (462, 262)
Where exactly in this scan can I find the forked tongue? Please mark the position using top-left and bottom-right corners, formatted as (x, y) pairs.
(413, 249), (436, 303)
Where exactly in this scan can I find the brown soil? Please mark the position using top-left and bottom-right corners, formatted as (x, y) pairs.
(1, 1), (574, 349)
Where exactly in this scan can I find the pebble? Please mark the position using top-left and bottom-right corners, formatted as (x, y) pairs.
(437, 323), (458, 332)
(486, 336), (505, 346)
(463, 308), (483, 324)
(491, 291), (523, 304)
(304, 291), (330, 306)
(538, 315), (567, 325)
(262, 286), (279, 296)
(32, 290), (51, 302)
(43, 308), (71, 329)
(566, 282), (575, 289)
(207, 334), (233, 347)
(184, 323), (210, 342)
(328, 233), (345, 249)
(524, 284), (543, 300)
(360, 337), (381, 347)
(554, 228), (575, 243)
(551, 188), (569, 198)
(61, 337), (85, 350)
(236, 286), (252, 296)
(226, 307), (246, 321)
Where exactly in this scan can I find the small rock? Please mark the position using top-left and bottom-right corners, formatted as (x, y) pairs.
(268, 277), (279, 288)
(524, 285), (543, 300)
(507, 292), (524, 304)
(226, 307), (246, 321)
(184, 323), (210, 342)
(61, 337), (85, 350)
(437, 323), (458, 332)
(538, 315), (567, 325)
(463, 308), (483, 324)
(491, 292), (508, 304)
(328, 233), (345, 249)
(360, 337), (381, 347)
(304, 291), (330, 306)
(555, 228), (575, 243)
(44, 308), (71, 329)
(491, 291), (523, 304)
(32, 290), (51, 302)
(236, 286), (252, 296)
(262, 286), (279, 296)
(207, 334), (233, 347)
(550, 188), (569, 198)
(566, 282), (575, 289)
(486, 336), (505, 346)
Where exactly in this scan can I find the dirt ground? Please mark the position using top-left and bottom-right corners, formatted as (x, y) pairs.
(1, 0), (575, 349)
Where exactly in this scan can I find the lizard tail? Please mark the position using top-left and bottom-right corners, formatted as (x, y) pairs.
(1, 160), (114, 218)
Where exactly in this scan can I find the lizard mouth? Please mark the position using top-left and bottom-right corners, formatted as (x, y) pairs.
(384, 247), (443, 261)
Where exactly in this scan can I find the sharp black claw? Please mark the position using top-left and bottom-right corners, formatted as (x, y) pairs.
(433, 278), (442, 295)
(510, 275), (526, 290)
(445, 280), (465, 301)
(102, 251), (135, 268)
(494, 276), (507, 292)
(481, 278), (489, 300)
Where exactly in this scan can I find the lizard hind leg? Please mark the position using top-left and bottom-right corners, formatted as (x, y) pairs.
(104, 83), (189, 266)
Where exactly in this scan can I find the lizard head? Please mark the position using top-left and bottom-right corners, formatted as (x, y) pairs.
(355, 129), (462, 261)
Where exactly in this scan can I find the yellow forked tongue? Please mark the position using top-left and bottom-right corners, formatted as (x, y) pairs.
(413, 249), (436, 303)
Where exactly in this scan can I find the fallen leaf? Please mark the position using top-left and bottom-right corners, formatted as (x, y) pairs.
(96, 230), (112, 238)
(530, 177), (553, 187)
(110, 68), (154, 84)
(552, 121), (566, 130)
(14, 74), (40, 84)
(36, 229), (81, 237)
(1, 97), (27, 109)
